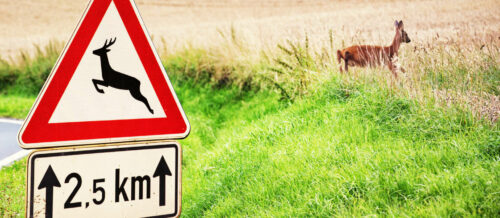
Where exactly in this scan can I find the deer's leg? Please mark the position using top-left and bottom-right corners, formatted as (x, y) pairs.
(386, 60), (398, 78)
(344, 58), (349, 73)
(337, 50), (344, 73)
(129, 87), (154, 114)
(92, 79), (108, 93)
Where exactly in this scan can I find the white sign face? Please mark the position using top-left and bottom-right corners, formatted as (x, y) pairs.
(49, 1), (167, 123)
(26, 142), (181, 218)
(18, 0), (190, 148)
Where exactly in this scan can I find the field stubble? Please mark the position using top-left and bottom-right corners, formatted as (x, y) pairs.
(1, 0), (499, 122)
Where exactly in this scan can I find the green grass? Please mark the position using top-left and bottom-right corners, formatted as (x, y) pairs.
(0, 158), (26, 217)
(4, 76), (498, 217)
(178, 78), (500, 217)
(0, 95), (35, 119)
(0, 37), (499, 216)
(0, 41), (61, 96)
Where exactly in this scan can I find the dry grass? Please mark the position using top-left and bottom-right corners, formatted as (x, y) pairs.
(1, 0), (498, 121)
(3, 0), (499, 55)
(156, 0), (499, 122)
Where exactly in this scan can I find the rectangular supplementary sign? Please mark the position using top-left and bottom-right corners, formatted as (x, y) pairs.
(26, 142), (181, 218)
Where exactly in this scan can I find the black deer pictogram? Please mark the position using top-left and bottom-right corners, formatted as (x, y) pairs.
(92, 37), (154, 114)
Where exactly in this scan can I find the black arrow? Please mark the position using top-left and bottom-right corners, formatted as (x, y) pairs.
(38, 165), (61, 218)
(153, 156), (172, 206)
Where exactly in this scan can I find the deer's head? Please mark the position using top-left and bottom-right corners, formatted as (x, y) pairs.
(395, 20), (411, 43)
(93, 37), (116, 56)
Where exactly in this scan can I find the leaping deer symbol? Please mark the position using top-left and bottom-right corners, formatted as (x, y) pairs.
(92, 37), (154, 114)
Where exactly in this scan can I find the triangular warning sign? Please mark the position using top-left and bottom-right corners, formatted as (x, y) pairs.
(18, 0), (190, 148)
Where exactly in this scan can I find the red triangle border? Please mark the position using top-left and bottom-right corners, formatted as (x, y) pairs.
(19, 0), (190, 147)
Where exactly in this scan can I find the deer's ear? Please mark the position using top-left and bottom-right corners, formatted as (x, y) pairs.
(394, 20), (399, 28)
(399, 20), (404, 29)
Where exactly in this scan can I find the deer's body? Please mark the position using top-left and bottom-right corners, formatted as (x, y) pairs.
(337, 20), (410, 77)
(94, 53), (140, 90)
(92, 38), (154, 114)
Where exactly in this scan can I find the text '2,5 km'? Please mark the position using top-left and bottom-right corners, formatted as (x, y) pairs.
(27, 143), (181, 218)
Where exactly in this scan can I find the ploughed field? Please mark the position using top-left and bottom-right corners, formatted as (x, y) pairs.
(1, 0), (499, 56)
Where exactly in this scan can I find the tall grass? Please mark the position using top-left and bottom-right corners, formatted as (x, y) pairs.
(0, 41), (63, 96)
(0, 27), (497, 123)
(3, 71), (498, 217)
(157, 27), (499, 123)
(178, 78), (500, 217)
(400, 38), (500, 122)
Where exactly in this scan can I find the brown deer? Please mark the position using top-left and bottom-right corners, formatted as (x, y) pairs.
(92, 37), (154, 114)
(337, 20), (411, 78)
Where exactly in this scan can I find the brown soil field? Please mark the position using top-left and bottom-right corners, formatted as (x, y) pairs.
(1, 0), (499, 58)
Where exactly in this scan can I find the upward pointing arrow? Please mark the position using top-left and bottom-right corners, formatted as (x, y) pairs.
(38, 165), (61, 218)
(153, 156), (172, 206)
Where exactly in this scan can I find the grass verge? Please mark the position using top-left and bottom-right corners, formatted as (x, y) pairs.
(179, 78), (499, 217)
(1, 75), (498, 216)
(0, 95), (35, 119)
(0, 158), (26, 217)
(0, 30), (498, 216)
